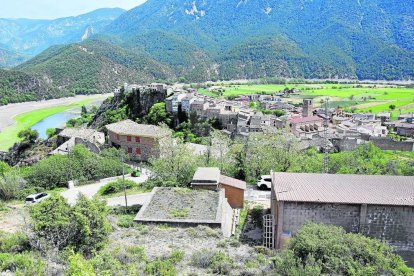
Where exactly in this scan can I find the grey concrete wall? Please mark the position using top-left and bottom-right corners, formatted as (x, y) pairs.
(363, 205), (414, 250)
(280, 201), (414, 250)
(368, 137), (414, 152)
(282, 202), (361, 234)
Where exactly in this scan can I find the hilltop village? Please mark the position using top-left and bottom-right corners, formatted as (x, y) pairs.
(0, 82), (414, 275)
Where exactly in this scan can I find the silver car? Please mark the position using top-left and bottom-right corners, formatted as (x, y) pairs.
(25, 192), (50, 204)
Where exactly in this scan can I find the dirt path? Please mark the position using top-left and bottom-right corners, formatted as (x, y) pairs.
(0, 93), (112, 131)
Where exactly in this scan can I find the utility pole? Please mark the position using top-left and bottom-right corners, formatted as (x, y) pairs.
(121, 152), (128, 213)
(322, 98), (330, 174)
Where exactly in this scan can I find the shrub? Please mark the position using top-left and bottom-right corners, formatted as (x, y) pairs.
(0, 232), (30, 253)
(166, 249), (185, 264)
(29, 195), (111, 255)
(98, 179), (137, 196)
(273, 223), (413, 275)
(117, 215), (135, 228)
(145, 259), (176, 276)
(191, 249), (215, 268)
(250, 205), (264, 228)
(66, 253), (95, 276)
(131, 170), (141, 177)
(210, 252), (235, 275)
(0, 173), (26, 200)
(0, 252), (45, 275)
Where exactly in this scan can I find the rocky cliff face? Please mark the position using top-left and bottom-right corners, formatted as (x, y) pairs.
(89, 87), (167, 130)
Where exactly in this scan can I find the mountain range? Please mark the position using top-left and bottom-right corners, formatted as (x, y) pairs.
(0, 8), (125, 67)
(1, 0), (414, 104)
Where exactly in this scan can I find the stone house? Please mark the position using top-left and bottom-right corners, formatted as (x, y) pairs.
(50, 128), (105, 155)
(105, 120), (171, 161)
(270, 172), (414, 250)
(288, 116), (324, 138)
(395, 122), (414, 137)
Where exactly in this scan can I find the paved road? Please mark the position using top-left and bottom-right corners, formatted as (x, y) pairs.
(61, 170), (149, 205)
(245, 185), (271, 207)
(107, 193), (152, 207)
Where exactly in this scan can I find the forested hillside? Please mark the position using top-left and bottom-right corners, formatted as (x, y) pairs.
(0, 69), (62, 105)
(17, 39), (175, 95)
(104, 0), (414, 81)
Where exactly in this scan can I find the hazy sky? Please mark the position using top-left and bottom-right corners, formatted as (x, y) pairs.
(0, 0), (147, 19)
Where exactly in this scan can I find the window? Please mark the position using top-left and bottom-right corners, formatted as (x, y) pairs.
(127, 136), (131, 142)
(116, 134), (120, 140)
(135, 137), (141, 143)
(136, 148), (141, 155)
(128, 147), (132, 154)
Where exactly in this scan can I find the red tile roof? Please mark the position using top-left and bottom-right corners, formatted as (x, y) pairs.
(288, 116), (323, 124)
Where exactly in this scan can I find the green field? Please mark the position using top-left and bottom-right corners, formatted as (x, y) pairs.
(0, 98), (99, 151)
(198, 83), (414, 117)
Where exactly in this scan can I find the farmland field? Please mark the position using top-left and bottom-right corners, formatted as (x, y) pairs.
(198, 83), (414, 117)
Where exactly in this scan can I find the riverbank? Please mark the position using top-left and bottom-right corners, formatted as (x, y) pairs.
(0, 94), (111, 151)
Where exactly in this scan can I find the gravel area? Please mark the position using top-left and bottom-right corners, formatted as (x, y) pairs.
(109, 224), (272, 275)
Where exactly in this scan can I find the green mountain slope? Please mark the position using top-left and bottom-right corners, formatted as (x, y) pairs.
(103, 0), (414, 80)
(0, 69), (62, 105)
(17, 39), (175, 95)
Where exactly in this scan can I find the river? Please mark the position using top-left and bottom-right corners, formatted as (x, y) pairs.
(31, 112), (77, 139)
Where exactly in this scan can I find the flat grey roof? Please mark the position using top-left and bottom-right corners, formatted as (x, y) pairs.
(192, 167), (221, 185)
(272, 172), (414, 206)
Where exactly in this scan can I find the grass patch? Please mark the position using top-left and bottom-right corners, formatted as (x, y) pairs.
(169, 208), (189, 218)
(98, 179), (150, 198)
(0, 97), (102, 150)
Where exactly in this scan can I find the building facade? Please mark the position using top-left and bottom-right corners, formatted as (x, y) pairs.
(270, 172), (414, 250)
(106, 120), (170, 161)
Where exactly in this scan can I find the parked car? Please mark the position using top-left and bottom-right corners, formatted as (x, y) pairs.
(257, 175), (272, 190)
(25, 193), (49, 204)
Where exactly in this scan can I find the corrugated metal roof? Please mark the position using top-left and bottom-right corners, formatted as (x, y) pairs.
(272, 172), (414, 206)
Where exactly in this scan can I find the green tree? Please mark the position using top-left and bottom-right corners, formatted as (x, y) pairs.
(145, 103), (171, 126)
(72, 195), (112, 255)
(28, 196), (75, 251)
(17, 128), (39, 143)
(28, 195), (111, 255)
(148, 135), (201, 187)
(389, 104), (396, 110)
(46, 128), (56, 139)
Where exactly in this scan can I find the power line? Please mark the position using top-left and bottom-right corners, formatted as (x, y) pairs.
(323, 98), (329, 174)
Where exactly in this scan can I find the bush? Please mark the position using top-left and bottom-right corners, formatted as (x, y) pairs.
(131, 170), (141, 177)
(210, 252), (235, 275)
(116, 215), (135, 228)
(28, 195), (111, 255)
(98, 179), (137, 196)
(0, 172), (26, 200)
(145, 259), (176, 276)
(0, 252), (45, 275)
(273, 223), (413, 275)
(0, 232), (30, 253)
(166, 249), (185, 264)
(66, 253), (95, 276)
(26, 145), (126, 190)
(191, 249), (215, 268)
